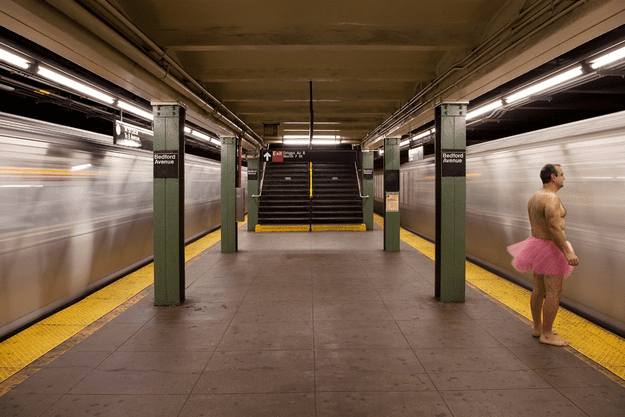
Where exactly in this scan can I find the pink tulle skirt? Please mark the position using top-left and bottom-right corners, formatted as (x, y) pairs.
(507, 237), (574, 277)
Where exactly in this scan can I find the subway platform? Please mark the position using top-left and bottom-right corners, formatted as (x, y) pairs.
(1, 223), (624, 416)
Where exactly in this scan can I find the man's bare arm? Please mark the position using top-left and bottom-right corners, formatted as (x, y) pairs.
(544, 195), (579, 265)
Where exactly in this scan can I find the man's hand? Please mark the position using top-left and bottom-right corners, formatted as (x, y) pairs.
(566, 252), (579, 266)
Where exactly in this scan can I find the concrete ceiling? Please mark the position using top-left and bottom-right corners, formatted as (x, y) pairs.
(1, 0), (624, 149)
(107, 0), (504, 144)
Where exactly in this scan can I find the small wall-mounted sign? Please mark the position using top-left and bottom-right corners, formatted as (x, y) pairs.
(114, 120), (151, 149)
(386, 192), (399, 212)
(363, 168), (373, 180)
(441, 149), (466, 177)
(248, 169), (258, 181)
(154, 151), (179, 178)
(272, 151), (284, 162)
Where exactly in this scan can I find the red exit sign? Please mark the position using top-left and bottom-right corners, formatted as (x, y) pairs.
(272, 151), (283, 162)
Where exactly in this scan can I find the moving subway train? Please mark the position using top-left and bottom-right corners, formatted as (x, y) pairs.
(374, 110), (625, 337)
(0, 112), (244, 339)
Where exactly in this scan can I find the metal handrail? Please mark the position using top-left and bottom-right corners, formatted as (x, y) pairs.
(251, 160), (266, 198)
(354, 162), (369, 199)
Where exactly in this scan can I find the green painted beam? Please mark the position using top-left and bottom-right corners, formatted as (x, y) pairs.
(221, 137), (238, 253)
(362, 151), (374, 230)
(247, 157), (260, 231)
(384, 138), (400, 252)
(361, 151), (374, 230)
(152, 103), (185, 305)
(435, 102), (468, 302)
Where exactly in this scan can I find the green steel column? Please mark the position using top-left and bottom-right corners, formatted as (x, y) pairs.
(221, 136), (238, 253)
(384, 138), (400, 252)
(247, 157), (260, 231)
(152, 103), (185, 305)
(435, 102), (468, 302)
(362, 151), (374, 230)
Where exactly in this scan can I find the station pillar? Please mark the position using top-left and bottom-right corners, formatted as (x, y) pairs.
(152, 103), (185, 305)
(384, 138), (400, 252)
(435, 102), (468, 302)
(247, 157), (260, 231)
(362, 151), (374, 230)
(221, 136), (238, 253)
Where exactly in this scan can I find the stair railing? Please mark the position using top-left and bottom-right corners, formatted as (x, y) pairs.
(251, 160), (266, 198)
(354, 162), (369, 199)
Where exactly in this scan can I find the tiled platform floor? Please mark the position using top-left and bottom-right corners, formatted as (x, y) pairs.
(1, 228), (624, 416)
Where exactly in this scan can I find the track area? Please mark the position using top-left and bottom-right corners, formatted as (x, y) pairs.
(0, 219), (246, 392)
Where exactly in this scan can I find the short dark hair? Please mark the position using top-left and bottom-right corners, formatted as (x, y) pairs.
(540, 164), (561, 184)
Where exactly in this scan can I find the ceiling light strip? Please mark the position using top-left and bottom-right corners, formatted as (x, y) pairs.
(38, 67), (115, 104)
(0, 47), (30, 69)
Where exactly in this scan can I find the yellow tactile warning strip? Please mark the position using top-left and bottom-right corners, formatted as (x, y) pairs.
(255, 224), (367, 232)
(312, 224), (367, 232)
(255, 224), (310, 232)
(0, 217), (247, 387)
(373, 213), (625, 382)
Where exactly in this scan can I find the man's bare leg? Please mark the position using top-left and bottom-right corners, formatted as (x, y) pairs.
(531, 272), (546, 337)
(540, 274), (569, 346)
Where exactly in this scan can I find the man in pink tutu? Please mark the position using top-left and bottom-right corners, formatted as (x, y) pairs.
(507, 164), (579, 346)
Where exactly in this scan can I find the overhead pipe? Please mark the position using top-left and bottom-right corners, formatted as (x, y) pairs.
(88, 0), (263, 148)
(362, 0), (586, 148)
(363, 0), (567, 146)
(45, 0), (263, 149)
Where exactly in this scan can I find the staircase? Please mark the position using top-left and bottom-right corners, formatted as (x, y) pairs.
(258, 162), (310, 225)
(258, 160), (363, 226)
(311, 162), (363, 224)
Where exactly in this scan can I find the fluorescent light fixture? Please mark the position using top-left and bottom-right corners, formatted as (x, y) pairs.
(466, 100), (504, 120)
(505, 66), (583, 104)
(400, 139), (410, 147)
(379, 148), (384, 155)
(0, 47), (31, 69)
(70, 163), (92, 171)
(283, 135), (339, 140)
(191, 130), (211, 141)
(184, 127), (192, 134)
(117, 100), (154, 120)
(284, 129), (339, 134)
(191, 129), (221, 146)
(412, 129), (434, 140)
(37, 67), (115, 104)
(1, 184), (44, 188)
(591, 45), (625, 69)
(283, 139), (309, 145)
(282, 121), (340, 125)
(283, 138), (338, 145)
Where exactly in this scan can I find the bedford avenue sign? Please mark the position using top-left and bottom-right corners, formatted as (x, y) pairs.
(441, 150), (466, 177)
(154, 151), (179, 178)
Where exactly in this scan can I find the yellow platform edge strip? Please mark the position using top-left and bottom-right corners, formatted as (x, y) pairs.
(0, 217), (247, 388)
(312, 224), (366, 232)
(255, 224), (367, 232)
(255, 224), (310, 232)
(373, 213), (625, 382)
